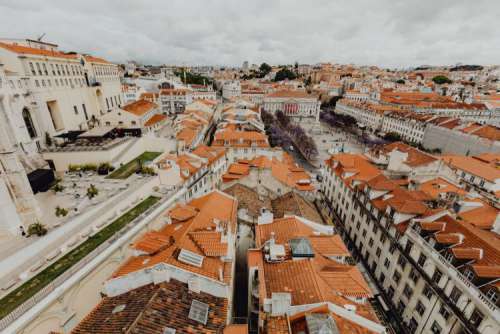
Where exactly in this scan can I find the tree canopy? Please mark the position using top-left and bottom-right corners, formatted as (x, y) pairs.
(174, 69), (213, 85)
(274, 67), (297, 82)
(259, 63), (272, 76)
(432, 75), (452, 85)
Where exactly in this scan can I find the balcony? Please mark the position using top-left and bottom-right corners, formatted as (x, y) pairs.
(406, 228), (499, 316)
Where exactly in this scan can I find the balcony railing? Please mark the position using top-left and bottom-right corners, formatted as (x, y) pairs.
(407, 228), (499, 316)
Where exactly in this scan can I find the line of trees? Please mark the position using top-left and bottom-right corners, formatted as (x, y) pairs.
(319, 110), (357, 128)
(261, 109), (318, 160)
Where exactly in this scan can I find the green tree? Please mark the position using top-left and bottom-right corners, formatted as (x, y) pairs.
(28, 222), (48, 237)
(432, 75), (452, 85)
(274, 68), (297, 82)
(259, 63), (272, 76)
(384, 132), (402, 142)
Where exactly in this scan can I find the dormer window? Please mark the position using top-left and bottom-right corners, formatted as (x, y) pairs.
(463, 268), (475, 281)
(486, 288), (498, 304)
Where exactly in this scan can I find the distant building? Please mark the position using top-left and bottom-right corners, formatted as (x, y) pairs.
(263, 90), (320, 121)
(222, 80), (241, 100)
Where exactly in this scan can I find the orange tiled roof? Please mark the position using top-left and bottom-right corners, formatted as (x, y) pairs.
(441, 155), (500, 182)
(113, 191), (238, 282)
(428, 215), (500, 280)
(418, 177), (466, 200)
(144, 113), (167, 127)
(0, 41), (78, 59)
(84, 55), (111, 64)
(122, 99), (158, 116)
(457, 198), (499, 230)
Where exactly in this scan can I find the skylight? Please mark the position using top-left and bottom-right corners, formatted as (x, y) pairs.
(188, 299), (209, 325)
(178, 248), (204, 267)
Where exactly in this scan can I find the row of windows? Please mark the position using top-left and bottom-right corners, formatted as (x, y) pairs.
(95, 65), (118, 77)
(105, 95), (122, 111)
(29, 61), (83, 77)
(34, 77), (85, 89)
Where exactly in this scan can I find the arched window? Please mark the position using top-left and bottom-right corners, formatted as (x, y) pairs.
(22, 108), (37, 138)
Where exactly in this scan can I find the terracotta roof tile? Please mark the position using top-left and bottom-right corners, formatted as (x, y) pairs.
(122, 99), (158, 116)
(71, 280), (228, 334)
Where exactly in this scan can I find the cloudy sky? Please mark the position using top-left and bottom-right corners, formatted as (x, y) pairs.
(0, 0), (499, 67)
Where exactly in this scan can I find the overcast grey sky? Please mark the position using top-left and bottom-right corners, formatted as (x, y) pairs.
(0, 0), (499, 67)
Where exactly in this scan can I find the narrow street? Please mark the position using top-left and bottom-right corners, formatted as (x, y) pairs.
(232, 223), (254, 327)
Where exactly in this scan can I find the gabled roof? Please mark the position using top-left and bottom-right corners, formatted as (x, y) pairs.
(113, 191), (237, 282)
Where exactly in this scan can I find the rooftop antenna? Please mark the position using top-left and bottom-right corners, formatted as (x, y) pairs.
(37, 33), (46, 42)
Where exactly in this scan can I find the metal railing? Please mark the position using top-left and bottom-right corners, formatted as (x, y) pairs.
(407, 228), (499, 315)
(0, 195), (166, 331)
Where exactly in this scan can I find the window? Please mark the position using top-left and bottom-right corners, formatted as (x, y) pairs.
(379, 272), (385, 284)
(22, 108), (37, 138)
(439, 305), (450, 320)
(384, 258), (390, 269)
(449, 287), (462, 303)
(418, 253), (427, 267)
(430, 321), (441, 334)
(368, 238), (374, 247)
(387, 286), (395, 299)
(469, 308), (484, 327)
(82, 104), (88, 120)
(486, 288), (498, 303)
(397, 300), (406, 313)
(398, 254), (407, 269)
(42, 63), (48, 75)
(432, 269), (442, 284)
(393, 271), (401, 284)
(423, 284), (433, 300)
(29, 62), (36, 75)
(415, 300), (425, 316)
(409, 269), (419, 283)
(73, 106), (78, 115)
(36, 63), (42, 75)
(408, 318), (418, 332)
(376, 247), (381, 257)
(403, 284), (413, 299)
(389, 243), (396, 253)
(463, 268), (475, 281)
